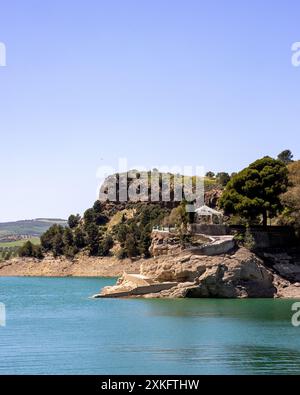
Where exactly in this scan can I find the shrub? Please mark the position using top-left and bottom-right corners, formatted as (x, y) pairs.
(18, 241), (44, 259)
(68, 214), (81, 229)
(99, 235), (114, 256)
(243, 227), (256, 251)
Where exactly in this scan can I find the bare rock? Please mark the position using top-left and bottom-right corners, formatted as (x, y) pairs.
(141, 248), (276, 298)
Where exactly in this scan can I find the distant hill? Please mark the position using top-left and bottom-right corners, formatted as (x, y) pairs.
(0, 218), (67, 239)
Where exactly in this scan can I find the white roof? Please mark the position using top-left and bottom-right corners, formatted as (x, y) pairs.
(195, 205), (222, 216)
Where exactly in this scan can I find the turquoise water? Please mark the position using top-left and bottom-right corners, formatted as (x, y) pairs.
(1, 277), (300, 374)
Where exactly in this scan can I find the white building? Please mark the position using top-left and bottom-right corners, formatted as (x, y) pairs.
(195, 205), (223, 225)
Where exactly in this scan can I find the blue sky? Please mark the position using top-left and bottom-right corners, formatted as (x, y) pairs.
(0, 0), (300, 221)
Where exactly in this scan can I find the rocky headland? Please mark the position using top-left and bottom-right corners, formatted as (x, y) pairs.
(2, 244), (300, 299)
(2, 225), (300, 299)
(94, 245), (300, 299)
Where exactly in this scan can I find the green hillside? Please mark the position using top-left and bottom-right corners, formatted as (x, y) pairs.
(0, 218), (67, 238)
(0, 219), (66, 261)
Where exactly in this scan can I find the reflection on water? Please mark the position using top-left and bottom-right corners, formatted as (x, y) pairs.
(142, 298), (297, 322)
(227, 345), (300, 374)
(0, 277), (300, 374)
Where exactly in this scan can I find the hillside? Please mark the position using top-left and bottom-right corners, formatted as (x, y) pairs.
(0, 218), (67, 239)
(36, 170), (224, 261)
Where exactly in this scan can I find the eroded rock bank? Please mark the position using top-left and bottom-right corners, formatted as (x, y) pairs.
(94, 248), (300, 299)
(0, 254), (141, 277)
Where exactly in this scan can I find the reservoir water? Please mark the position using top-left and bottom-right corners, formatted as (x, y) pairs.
(0, 277), (300, 374)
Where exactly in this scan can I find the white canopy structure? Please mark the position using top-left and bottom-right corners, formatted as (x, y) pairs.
(195, 205), (223, 225)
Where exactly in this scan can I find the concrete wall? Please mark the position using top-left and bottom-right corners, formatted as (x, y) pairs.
(189, 224), (230, 236)
(229, 225), (297, 249)
(189, 223), (297, 249)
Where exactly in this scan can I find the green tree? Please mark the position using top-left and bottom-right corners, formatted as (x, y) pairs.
(280, 161), (300, 232)
(94, 212), (109, 226)
(216, 172), (231, 187)
(92, 200), (109, 225)
(52, 232), (64, 257)
(277, 149), (294, 165)
(83, 208), (95, 228)
(139, 225), (152, 257)
(140, 207), (151, 227)
(93, 200), (104, 212)
(99, 234), (114, 256)
(63, 227), (74, 247)
(205, 171), (215, 178)
(85, 223), (99, 256)
(116, 223), (128, 247)
(34, 245), (44, 259)
(243, 226), (256, 251)
(74, 227), (86, 249)
(18, 240), (34, 257)
(164, 201), (189, 228)
(19, 241), (44, 259)
(219, 156), (288, 226)
(124, 234), (138, 258)
(40, 224), (64, 252)
(68, 214), (81, 229)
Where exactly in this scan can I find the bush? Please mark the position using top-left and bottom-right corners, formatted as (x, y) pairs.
(63, 227), (74, 247)
(68, 214), (81, 229)
(18, 241), (44, 259)
(85, 223), (100, 256)
(216, 172), (231, 187)
(40, 224), (65, 252)
(99, 235), (114, 256)
(124, 234), (138, 258)
(234, 228), (255, 251)
(18, 241), (34, 257)
(74, 227), (86, 249)
(243, 227), (256, 251)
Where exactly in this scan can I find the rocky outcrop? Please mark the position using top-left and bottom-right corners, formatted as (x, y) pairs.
(261, 252), (300, 283)
(141, 248), (276, 298)
(275, 280), (300, 298)
(149, 231), (184, 257)
(204, 188), (223, 208)
(95, 248), (284, 299)
(94, 273), (178, 298)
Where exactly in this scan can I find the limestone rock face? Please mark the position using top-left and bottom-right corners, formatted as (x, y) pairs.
(141, 248), (276, 298)
(204, 188), (223, 208)
(149, 231), (183, 257)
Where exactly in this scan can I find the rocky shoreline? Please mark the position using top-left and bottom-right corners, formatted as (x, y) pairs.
(0, 254), (141, 278)
(94, 247), (300, 299)
(1, 247), (300, 299)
